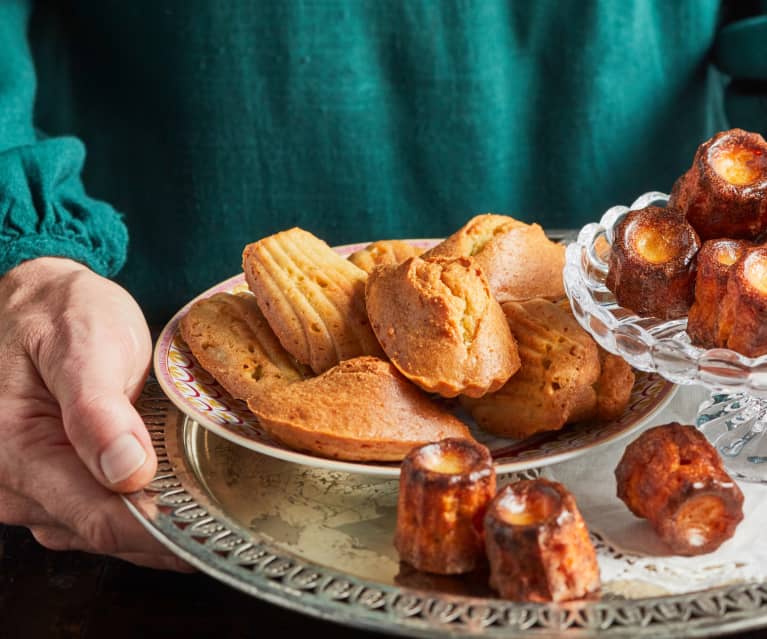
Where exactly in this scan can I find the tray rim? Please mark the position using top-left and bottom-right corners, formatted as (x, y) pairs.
(125, 380), (767, 638)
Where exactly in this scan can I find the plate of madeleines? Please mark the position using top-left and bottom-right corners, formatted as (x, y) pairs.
(154, 214), (676, 476)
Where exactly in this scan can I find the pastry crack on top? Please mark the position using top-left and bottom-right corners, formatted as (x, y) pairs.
(178, 214), (635, 462)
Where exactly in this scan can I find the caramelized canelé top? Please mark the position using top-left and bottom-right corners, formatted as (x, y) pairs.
(741, 247), (767, 298)
(403, 438), (494, 487)
(617, 207), (699, 266)
(491, 479), (564, 528)
(694, 238), (750, 290)
(606, 206), (700, 319)
(670, 129), (767, 240)
(708, 129), (767, 188)
(728, 246), (767, 309)
(707, 239), (748, 267)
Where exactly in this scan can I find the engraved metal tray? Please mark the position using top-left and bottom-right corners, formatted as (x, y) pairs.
(125, 381), (767, 637)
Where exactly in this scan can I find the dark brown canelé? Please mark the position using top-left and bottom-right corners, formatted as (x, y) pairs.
(395, 438), (496, 575)
(669, 128), (767, 241)
(606, 206), (700, 319)
(483, 479), (600, 602)
(686, 239), (751, 349)
(615, 423), (744, 556)
(717, 246), (767, 357)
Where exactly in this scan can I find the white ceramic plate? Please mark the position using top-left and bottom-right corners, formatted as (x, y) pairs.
(154, 239), (676, 476)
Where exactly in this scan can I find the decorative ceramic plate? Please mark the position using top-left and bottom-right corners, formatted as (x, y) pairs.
(154, 238), (676, 477)
(124, 381), (767, 638)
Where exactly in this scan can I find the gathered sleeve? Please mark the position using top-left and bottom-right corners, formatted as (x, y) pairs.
(0, 0), (127, 278)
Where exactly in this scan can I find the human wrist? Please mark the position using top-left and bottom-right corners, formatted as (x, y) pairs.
(1, 255), (88, 291)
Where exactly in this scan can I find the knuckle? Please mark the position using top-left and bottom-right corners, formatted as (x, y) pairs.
(66, 392), (108, 421)
(63, 392), (118, 440)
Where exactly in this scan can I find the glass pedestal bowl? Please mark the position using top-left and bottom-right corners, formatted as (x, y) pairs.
(564, 191), (767, 482)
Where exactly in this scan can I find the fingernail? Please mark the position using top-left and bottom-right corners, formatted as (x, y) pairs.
(100, 433), (147, 484)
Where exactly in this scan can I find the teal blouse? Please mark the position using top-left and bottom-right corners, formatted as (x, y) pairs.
(1, 0), (765, 322)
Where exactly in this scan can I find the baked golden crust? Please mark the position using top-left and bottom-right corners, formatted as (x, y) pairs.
(687, 239), (750, 349)
(365, 255), (520, 398)
(484, 479), (601, 602)
(615, 423), (744, 555)
(395, 438), (496, 574)
(246, 356), (472, 461)
(423, 213), (565, 302)
(347, 239), (423, 273)
(718, 246), (767, 357)
(179, 292), (307, 400)
(669, 128), (767, 241)
(461, 298), (601, 439)
(590, 347), (635, 423)
(606, 206), (700, 319)
(242, 227), (384, 374)
(422, 214), (525, 259)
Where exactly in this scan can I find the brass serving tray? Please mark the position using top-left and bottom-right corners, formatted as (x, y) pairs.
(125, 380), (767, 638)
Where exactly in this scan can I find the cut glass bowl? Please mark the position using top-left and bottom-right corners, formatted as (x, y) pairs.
(564, 191), (767, 482)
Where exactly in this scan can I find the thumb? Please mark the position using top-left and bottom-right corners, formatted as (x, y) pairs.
(61, 387), (157, 493)
(40, 328), (157, 493)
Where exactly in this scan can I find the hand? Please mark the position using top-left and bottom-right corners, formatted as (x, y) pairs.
(0, 257), (190, 571)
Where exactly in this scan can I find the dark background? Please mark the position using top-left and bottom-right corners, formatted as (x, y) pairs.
(2, 524), (765, 639)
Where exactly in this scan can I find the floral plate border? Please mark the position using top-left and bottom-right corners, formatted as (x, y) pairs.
(125, 380), (767, 638)
(154, 238), (676, 477)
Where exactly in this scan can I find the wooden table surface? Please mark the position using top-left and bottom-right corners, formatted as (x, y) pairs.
(2, 523), (765, 639)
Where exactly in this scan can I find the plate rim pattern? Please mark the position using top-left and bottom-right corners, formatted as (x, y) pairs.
(154, 240), (677, 477)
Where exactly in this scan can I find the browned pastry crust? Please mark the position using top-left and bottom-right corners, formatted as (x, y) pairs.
(365, 255), (520, 398)
(606, 206), (700, 319)
(422, 213), (525, 259)
(461, 298), (601, 439)
(246, 356), (472, 461)
(615, 423), (744, 555)
(589, 347), (636, 423)
(179, 292), (307, 400)
(687, 239), (751, 349)
(718, 246), (767, 357)
(347, 239), (423, 273)
(669, 128), (767, 241)
(395, 438), (496, 574)
(242, 227), (384, 374)
(484, 479), (601, 602)
(422, 214), (566, 302)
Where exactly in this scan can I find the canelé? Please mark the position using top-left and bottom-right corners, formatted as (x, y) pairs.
(615, 423), (744, 555)
(606, 206), (700, 319)
(484, 479), (600, 602)
(669, 128), (767, 240)
(718, 246), (767, 357)
(686, 239), (750, 349)
(395, 438), (496, 574)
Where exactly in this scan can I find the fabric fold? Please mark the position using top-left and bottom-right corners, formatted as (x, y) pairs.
(713, 13), (767, 133)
